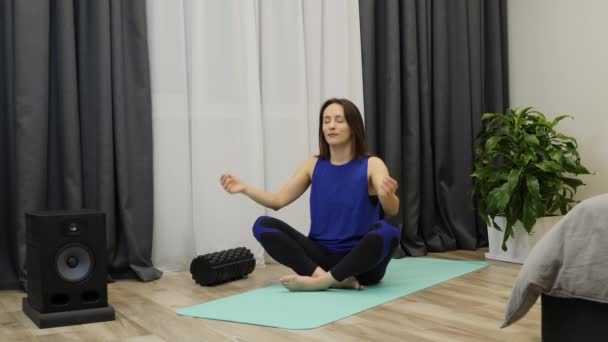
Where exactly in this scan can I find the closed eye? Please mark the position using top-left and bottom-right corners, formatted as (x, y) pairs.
(323, 116), (345, 123)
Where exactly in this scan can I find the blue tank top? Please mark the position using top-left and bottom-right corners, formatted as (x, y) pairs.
(309, 157), (381, 253)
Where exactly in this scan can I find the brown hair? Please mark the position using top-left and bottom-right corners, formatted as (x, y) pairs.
(317, 98), (372, 160)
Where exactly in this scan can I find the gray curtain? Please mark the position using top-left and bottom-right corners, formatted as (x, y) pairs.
(0, 0), (161, 289)
(359, 0), (509, 256)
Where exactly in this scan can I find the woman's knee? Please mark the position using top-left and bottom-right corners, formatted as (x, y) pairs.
(370, 220), (401, 242)
(366, 221), (400, 262)
(252, 216), (276, 241)
(356, 269), (386, 286)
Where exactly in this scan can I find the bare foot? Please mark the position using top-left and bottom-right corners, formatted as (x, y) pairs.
(311, 267), (328, 278)
(279, 270), (364, 292)
(331, 276), (363, 290)
(310, 268), (363, 290)
(279, 274), (334, 291)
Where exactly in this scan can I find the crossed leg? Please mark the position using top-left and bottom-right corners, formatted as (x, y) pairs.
(252, 217), (400, 291)
(252, 216), (362, 290)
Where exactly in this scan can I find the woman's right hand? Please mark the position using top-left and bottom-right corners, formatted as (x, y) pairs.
(220, 173), (246, 194)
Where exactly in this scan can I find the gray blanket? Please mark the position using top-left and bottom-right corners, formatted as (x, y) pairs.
(502, 193), (608, 327)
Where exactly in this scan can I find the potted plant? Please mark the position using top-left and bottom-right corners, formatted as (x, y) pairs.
(472, 107), (590, 263)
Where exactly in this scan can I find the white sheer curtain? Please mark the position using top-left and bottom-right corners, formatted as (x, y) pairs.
(147, 0), (364, 271)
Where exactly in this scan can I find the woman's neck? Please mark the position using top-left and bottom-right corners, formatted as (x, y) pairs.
(329, 143), (355, 165)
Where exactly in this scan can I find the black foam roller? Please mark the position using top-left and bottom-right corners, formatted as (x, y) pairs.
(190, 247), (256, 286)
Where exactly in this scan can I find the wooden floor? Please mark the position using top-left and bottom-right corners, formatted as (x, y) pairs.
(0, 249), (540, 341)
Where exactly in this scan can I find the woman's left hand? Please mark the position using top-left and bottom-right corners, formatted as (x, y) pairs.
(378, 175), (398, 198)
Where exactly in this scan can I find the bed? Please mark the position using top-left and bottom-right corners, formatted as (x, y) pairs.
(502, 194), (608, 341)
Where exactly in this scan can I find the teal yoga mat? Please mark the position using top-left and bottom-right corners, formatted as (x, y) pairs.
(176, 258), (488, 330)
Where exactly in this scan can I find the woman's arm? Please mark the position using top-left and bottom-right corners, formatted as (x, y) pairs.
(220, 157), (316, 211)
(368, 157), (400, 216)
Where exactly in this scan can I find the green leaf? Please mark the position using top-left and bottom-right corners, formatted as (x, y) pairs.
(534, 161), (554, 172)
(526, 175), (545, 217)
(472, 166), (508, 181)
(501, 224), (514, 251)
(560, 190), (568, 213)
(484, 136), (503, 153)
(507, 169), (522, 193)
(522, 196), (537, 232)
(489, 183), (511, 213)
(524, 134), (540, 147)
(550, 115), (571, 128)
(562, 177), (584, 189)
(548, 150), (564, 163)
(535, 125), (547, 136)
(481, 112), (497, 121)
(526, 175), (540, 197)
(556, 133), (577, 146)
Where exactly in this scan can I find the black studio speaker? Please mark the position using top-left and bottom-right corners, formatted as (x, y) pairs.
(22, 210), (115, 328)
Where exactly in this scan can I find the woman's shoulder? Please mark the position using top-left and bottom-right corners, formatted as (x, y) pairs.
(299, 156), (319, 176)
(367, 155), (384, 166)
(366, 156), (388, 173)
(305, 156), (319, 165)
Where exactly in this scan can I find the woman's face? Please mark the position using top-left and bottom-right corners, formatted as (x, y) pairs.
(322, 103), (352, 146)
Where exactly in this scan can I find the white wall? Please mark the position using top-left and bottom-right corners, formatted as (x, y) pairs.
(508, 0), (608, 200)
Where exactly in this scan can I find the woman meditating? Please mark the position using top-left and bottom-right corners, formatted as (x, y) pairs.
(220, 98), (401, 291)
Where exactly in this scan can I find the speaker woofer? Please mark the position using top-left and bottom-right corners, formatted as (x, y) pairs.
(55, 244), (94, 283)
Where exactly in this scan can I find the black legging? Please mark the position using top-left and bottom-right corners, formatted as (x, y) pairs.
(252, 216), (400, 285)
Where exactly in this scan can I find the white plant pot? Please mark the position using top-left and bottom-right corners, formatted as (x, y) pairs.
(485, 215), (563, 264)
